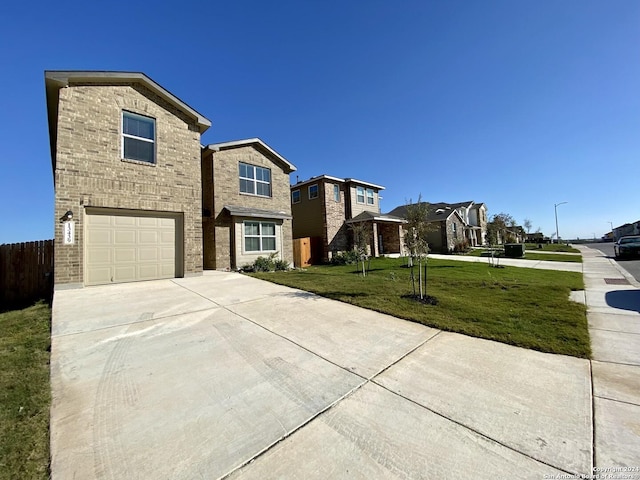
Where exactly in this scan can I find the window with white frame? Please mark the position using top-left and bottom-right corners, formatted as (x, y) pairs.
(333, 184), (340, 202)
(122, 111), (155, 163)
(239, 162), (271, 197)
(366, 188), (375, 205)
(309, 184), (318, 199)
(356, 186), (365, 204)
(291, 189), (300, 204)
(244, 221), (276, 252)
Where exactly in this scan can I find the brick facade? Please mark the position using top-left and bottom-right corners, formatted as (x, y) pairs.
(48, 74), (208, 287)
(202, 142), (295, 270)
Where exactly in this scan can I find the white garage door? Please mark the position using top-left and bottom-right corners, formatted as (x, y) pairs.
(85, 212), (177, 286)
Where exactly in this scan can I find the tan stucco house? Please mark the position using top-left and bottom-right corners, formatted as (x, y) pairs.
(290, 175), (405, 263)
(46, 71), (296, 288)
(201, 139), (296, 270)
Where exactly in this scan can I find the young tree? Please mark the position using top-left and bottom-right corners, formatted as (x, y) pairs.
(487, 212), (516, 246)
(403, 196), (432, 299)
(349, 222), (371, 277)
(523, 218), (533, 234)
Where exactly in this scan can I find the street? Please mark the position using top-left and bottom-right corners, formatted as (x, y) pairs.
(588, 242), (640, 283)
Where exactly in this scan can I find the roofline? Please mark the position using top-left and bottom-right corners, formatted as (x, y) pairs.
(45, 70), (212, 173)
(204, 138), (296, 173)
(344, 178), (385, 190)
(291, 174), (345, 189)
(291, 175), (385, 190)
(45, 71), (211, 131)
(346, 215), (407, 224)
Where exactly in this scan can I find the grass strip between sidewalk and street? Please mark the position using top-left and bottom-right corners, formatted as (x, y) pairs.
(250, 257), (590, 358)
(465, 249), (583, 262)
(0, 302), (51, 480)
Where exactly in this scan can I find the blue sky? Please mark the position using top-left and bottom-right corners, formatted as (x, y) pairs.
(1, 0), (638, 244)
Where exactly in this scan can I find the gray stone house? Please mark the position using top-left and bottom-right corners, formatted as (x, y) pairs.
(387, 202), (474, 253)
(201, 139), (296, 270)
(46, 71), (211, 287)
(290, 175), (405, 263)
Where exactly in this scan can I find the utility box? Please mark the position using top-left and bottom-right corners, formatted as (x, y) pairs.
(504, 243), (525, 258)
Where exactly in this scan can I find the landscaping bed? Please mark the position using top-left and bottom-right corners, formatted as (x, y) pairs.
(250, 257), (590, 358)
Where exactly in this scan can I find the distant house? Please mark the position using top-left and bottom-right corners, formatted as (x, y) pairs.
(387, 203), (469, 253)
(201, 139), (296, 271)
(613, 221), (640, 240)
(290, 175), (405, 263)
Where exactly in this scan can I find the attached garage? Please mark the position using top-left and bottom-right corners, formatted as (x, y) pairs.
(84, 209), (183, 286)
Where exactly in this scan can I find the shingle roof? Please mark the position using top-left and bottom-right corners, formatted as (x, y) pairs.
(223, 205), (292, 220)
(346, 211), (406, 224)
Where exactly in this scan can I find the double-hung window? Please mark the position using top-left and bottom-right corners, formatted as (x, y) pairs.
(333, 184), (340, 202)
(356, 186), (365, 204)
(244, 221), (276, 252)
(240, 163), (271, 197)
(291, 189), (301, 204)
(309, 184), (318, 199)
(122, 111), (155, 163)
(366, 188), (375, 205)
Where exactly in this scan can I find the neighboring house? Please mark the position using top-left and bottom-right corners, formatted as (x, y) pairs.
(613, 220), (640, 240)
(201, 139), (296, 270)
(387, 203), (468, 254)
(290, 175), (405, 263)
(445, 201), (488, 246)
(46, 71), (211, 288)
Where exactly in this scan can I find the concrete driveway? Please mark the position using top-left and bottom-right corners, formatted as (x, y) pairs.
(51, 271), (593, 479)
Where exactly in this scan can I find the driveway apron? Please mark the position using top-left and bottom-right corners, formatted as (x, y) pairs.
(51, 271), (593, 479)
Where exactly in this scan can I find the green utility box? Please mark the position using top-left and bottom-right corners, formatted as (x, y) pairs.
(504, 243), (525, 258)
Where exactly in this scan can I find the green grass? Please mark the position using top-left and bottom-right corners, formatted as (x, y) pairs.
(250, 257), (590, 358)
(524, 243), (580, 253)
(465, 249), (582, 262)
(0, 302), (51, 480)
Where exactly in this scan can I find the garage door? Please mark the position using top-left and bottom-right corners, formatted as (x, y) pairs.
(85, 212), (177, 286)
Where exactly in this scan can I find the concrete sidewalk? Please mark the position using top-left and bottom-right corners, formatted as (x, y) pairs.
(428, 252), (582, 272)
(50, 271), (593, 479)
(575, 245), (640, 469)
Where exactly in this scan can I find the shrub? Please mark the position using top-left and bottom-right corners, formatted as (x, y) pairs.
(253, 256), (275, 272)
(330, 250), (359, 265)
(274, 259), (289, 271)
(453, 239), (470, 253)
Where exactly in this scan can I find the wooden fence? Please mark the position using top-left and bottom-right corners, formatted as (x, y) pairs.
(0, 240), (54, 310)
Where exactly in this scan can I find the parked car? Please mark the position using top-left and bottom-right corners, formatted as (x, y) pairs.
(614, 235), (640, 258)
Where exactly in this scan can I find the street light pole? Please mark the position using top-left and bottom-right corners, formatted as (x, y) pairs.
(608, 221), (614, 242)
(554, 202), (568, 244)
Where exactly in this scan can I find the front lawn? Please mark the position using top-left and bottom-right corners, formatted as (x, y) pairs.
(524, 243), (580, 253)
(0, 302), (51, 480)
(250, 257), (590, 358)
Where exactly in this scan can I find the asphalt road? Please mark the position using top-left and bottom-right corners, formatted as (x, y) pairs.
(587, 242), (640, 283)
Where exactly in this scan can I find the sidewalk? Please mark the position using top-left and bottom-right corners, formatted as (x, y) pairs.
(428, 252), (582, 272)
(575, 245), (640, 469)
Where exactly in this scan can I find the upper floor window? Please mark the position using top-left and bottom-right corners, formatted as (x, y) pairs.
(291, 189), (300, 204)
(366, 188), (375, 205)
(309, 184), (319, 199)
(356, 186), (365, 204)
(122, 111), (155, 163)
(333, 184), (340, 202)
(240, 162), (271, 197)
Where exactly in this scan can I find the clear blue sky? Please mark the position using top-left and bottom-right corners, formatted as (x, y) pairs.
(1, 0), (638, 244)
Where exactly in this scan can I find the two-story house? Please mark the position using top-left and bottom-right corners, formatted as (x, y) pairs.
(46, 71), (296, 287)
(201, 139), (296, 270)
(290, 175), (405, 263)
(387, 200), (488, 253)
(46, 71), (211, 287)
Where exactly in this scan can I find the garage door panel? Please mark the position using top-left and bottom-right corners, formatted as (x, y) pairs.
(114, 230), (136, 244)
(114, 248), (136, 262)
(85, 212), (177, 286)
(114, 216), (137, 226)
(139, 231), (159, 244)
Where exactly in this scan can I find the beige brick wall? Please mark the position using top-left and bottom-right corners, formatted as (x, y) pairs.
(53, 83), (203, 285)
(204, 146), (293, 270)
(322, 181), (348, 257)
